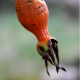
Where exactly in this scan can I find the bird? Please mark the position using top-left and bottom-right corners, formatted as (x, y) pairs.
(16, 0), (66, 76)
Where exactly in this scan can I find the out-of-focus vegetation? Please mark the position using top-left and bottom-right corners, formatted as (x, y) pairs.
(0, 0), (79, 80)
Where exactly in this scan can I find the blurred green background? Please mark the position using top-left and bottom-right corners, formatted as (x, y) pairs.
(0, 0), (79, 80)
